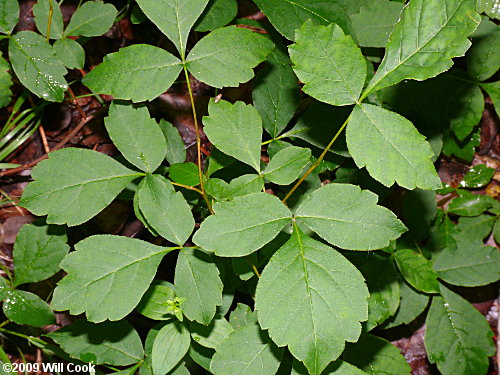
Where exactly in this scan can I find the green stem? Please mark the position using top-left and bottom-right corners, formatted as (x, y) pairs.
(46, 0), (54, 42)
(170, 181), (203, 195)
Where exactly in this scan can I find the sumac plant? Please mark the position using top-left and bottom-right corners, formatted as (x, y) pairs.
(0, 0), (499, 374)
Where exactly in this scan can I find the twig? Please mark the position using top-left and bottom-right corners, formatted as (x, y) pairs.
(67, 86), (87, 119)
(38, 125), (50, 154)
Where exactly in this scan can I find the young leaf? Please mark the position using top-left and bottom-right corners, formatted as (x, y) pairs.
(229, 303), (257, 329)
(205, 174), (264, 201)
(82, 45), (182, 102)
(346, 104), (442, 190)
(0, 0), (18, 34)
(384, 279), (429, 328)
(195, 0), (238, 32)
(136, 281), (176, 320)
(289, 21), (366, 106)
(47, 320), (144, 366)
(364, 0), (480, 96)
(20, 148), (142, 226)
(425, 285), (495, 375)
(9, 31), (68, 102)
(203, 99), (262, 172)
(186, 26), (274, 88)
(136, 0), (209, 56)
(64, 1), (117, 37)
(105, 102), (166, 172)
(152, 320), (190, 375)
(255, 227), (369, 375)
(174, 248), (223, 324)
(295, 184), (406, 251)
(2, 290), (55, 327)
(13, 221), (69, 287)
(394, 249), (440, 293)
(467, 18), (499, 81)
(193, 193), (292, 257)
(189, 317), (233, 349)
(33, 0), (64, 39)
(456, 214), (496, 240)
(159, 120), (186, 165)
(169, 163), (200, 186)
(52, 235), (172, 322)
(263, 146), (311, 185)
(53, 38), (85, 69)
(138, 175), (194, 245)
(210, 324), (283, 375)
(0, 57), (12, 108)
(461, 164), (495, 188)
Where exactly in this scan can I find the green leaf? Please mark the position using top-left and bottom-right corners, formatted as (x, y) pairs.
(252, 0), (353, 41)
(188, 343), (214, 371)
(350, 1), (404, 48)
(13, 221), (69, 287)
(210, 324), (283, 375)
(174, 248), (223, 324)
(2, 290), (55, 327)
(193, 193), (292, 257)
(480, 81), (500, 117)
(33, 0), (63, 39)
(20, 148), (141, 226)
(64, 1), (117, 37)
(289, 21), (366, 106)
(478, 0), (500, 18)
(52, 235), (172, 322)
(384, 279), (429, 328)
(53, 38), (85, 69)
(467, 18), (499, 81)
(344, 334), (411, 375)
(291, 359), (367, 375)
(229, 303), (257, 329)
(394, 249), (440, 293)
(346, 104), (442, 190)
(136, 0), (208, 55)
(169, 162), (199, 186)
(203, 99), (262, 172)
(186, 26), (274, 88)
(425, 285), (495, 375)
(136, 281), (176, 320)
(403, 189), (436, 240)
(443, 127), (481, 162)
(461, 164), (496, 188)
(0, 0), (18, 34)
(194, 0), (237, 32)
(205, 174), (264, 201)
(364, 0), (480, 96)
(263, 146), (311, 185)
(253, 49), (300, 138)
(494, 218), (500, 243)
(152, 321), (190, 375)
(190, 316), (233, 349)
(433, 236), (500, 286)
(447, 189), (492, 216)
(9, 31), (68, 102)
(47, 320), (144, 366)
(138, 175), (194, 245)
(456, 214), (496, 240)
(0, 277), (8, 300)
(428, 214), (460, 254)
(0, 57), (12, 108)
(255, 227), (369, 375)
(159, 120), (186, 165)
(295, 184), (406, 251)
(82, 45), (182, 102)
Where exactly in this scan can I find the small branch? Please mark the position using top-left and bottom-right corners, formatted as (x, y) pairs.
(38, 125), (50, 154)
(67, 86), (87, 119)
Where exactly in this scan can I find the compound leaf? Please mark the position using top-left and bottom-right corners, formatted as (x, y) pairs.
(295, 184), (406, 251)
(152, 321), (190, 375)
(64, 1), (117, 37)
(2, 290), (55, 327)
(33, 0), (64, 39)
(20, 148), (142, 226)
(263, 146), (311, 185)
(394, 249), (440, 293)
(0, 0), (19, 34)
(255, 227), (369, 375)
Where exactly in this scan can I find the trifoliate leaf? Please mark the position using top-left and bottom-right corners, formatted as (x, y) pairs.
(255, 227), (369, 375)
(195, 0), (237, 32)
(53, 38), (85, 69)
(138, 175), (194, 245)
(295, 184), (406, 251)
(0, 57), (12, 108)
(20, 148), (142, 226)
(64, 1), (117, 37)
(82, 45), (182, 102)
(189, 317), (233, 349)
(350, 0), (404, 48)
(136, 0), (208, 55)
(203, 99), (262, 172)
(461, 164), (496, 188)
(210, 325), (283, 375)
(289, 21), (366, 106)
(33, 0), (63, 39)
(152, 321), (190, 375)
(136, 281), (176, 320)
(9, 31), (68, 102)
(433, 236), (500, 287)
(169, 162), (199, 186)
(263, 146), (311, 185)
(229, 303), (257, 329)
(364, 0), (480, 96)
(467, 18), (499, 81)
(52, 235), (172, 322)
(394, 249), (440, 293)
(205, 175), (264, 201)
(425, 285), (495, 375)
(344, 334), (411, 375)
(252, 0), (353, 41)
(159, 120), (186, 165)
(456, 214), (496, 240)
(447, 189), (493, 216)
(186, 26), (274, 88)
(2, 290), (55, 327)
(47, 320), (144, 366)
(384, 279), (429, 328)
(0, 0), (18, 34)
(174, 248), (223, 324)
(13, 221), (69, 287)
(193, 193), (292, 257)
(346, 104), (442, 190)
